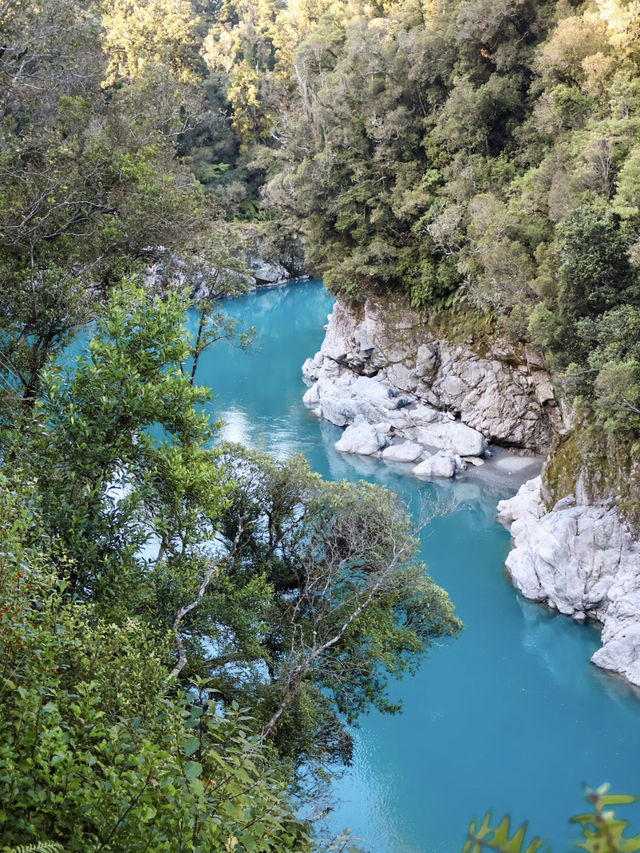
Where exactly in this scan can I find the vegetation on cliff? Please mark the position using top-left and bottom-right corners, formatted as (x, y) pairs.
(194, 0), (640, 450)
(2, 0), (640, 846)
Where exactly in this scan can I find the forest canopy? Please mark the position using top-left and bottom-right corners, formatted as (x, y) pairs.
(1, 0), (639, 848)
(2, 0), (640, 434)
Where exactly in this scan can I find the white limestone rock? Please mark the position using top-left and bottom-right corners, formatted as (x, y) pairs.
(413, 452), (457, 479)
(302, 353), (324, 385)
(301, 381), (321, 413)
(334, 420), (390, 456)
(404, 403), (441, 427)
(350, 376), (410, 411)
(497, 477), (640, 686)
(497, 477), (546, 525)
(251, 258), (289, 284)
(320, 302), (358, 361)
(320, 394), (382, 428)
(381, 441), (424, 464)
(409, 420), (487, 458)
(303, 295), (565, 453)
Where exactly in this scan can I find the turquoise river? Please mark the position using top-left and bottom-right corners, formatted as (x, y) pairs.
(192, 279), (640, 853)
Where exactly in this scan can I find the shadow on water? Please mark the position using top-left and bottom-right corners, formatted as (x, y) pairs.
(191, 280), (640, 853)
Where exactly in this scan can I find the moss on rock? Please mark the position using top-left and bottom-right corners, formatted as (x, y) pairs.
(542, 423), (640, 532)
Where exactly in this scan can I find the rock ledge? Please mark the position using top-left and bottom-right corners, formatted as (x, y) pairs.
(302, 297), (562, 456)
(497, 478), (640, 686)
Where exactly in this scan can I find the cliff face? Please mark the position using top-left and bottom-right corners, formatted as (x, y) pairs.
(303, 296), (564, 454)
(302, 294), (640, 687)
(497, 478), (640, 686)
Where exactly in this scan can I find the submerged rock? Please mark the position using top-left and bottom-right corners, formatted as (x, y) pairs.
(497, 477), (640, 686)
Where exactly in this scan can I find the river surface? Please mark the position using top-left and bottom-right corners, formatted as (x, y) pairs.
(193, 279), (640, 853)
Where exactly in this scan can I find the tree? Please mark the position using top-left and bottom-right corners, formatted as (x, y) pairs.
(99, 0), (204, 86)
(557, 208), (636, 319)
(0, 475), (310, 852)
(15, 283), (226, 614)
(208, 447), (462, 773)
(0, 0), (245, 417)
(1, 281), (461, 794)
(574, 306), (640, 433)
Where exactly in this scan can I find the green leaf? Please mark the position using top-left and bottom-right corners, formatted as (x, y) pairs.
(184, 736), (200, 758)
(184, 760), (202, 781)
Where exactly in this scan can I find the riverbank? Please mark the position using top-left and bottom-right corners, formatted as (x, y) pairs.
(301, 291), (640, 688)
(497, 478), (640, 686)
(202, 279), (640, 851)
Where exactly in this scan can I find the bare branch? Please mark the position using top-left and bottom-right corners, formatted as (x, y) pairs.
(260, 525), (413, 741)
(168, 521), (244, 680)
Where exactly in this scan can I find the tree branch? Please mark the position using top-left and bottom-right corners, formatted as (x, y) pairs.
(168, 522), (244, 680)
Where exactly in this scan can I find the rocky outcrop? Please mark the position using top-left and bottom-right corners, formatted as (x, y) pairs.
(143, 232), (303, 299)
(302, 297), (563, 454)
(414, 451), (460, 479)
(302, 365), (488, 465)
(302, 290), (640, 687)
(334, 420), (391, 456)
(497, 477), (640, 686)
(330, 414), (467, 479)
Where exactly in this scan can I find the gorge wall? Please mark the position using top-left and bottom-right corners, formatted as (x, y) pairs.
(302, 294), (564, 455)
(302, 294), (640, 687)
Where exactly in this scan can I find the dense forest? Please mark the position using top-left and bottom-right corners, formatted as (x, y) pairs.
(1, 0), (639, 849)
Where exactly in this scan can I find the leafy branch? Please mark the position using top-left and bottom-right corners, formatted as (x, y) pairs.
(464, 786), (640, 853)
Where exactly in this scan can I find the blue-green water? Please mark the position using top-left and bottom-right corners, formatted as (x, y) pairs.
(194, 279), (640, 853)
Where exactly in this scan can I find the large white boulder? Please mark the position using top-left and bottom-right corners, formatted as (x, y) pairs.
(409, 420), (487, 457)
(498, 476), (640, 686)
(320, 395), (382, 427)
(404, 403), (441, 427)
(334, 420), (390, 456)
(496, 476), (546, 525)
(302, 381), (321, 412)
(413, 451), (457, 479)
(250, 258), (289, 284)
(381, 441), (424, 464)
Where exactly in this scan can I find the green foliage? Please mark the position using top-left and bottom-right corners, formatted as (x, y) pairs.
(0, 0), (247, 417)
(6, 0), (640, 845)
(573, 787), (640, 853)
(0, 276), (460, 849)
(22, 282), (226, 611)
(465, 786), (640, 853)
(464, 813), (545, 853)
(0, 468), (310, 851)
(231, 0), (640, 443)
(211, 445), (462, 770)
(557, 210), (637, 322)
